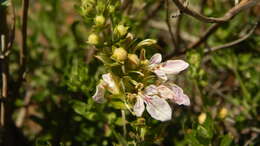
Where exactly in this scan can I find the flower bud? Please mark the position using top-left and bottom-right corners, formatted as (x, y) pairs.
(95, 15), (105, 26)
(128, 54), (140, 66)
(219, 107), (228, 119)
(126, 33), (134, 40)
(198, 113), (207, 124)
(87, 33), (99, 45)
(140, 59), (149, 66)
(108, 5), (115, 13)
(136, 39), (157, 49)
(81, 0), (94, 14)
(111, 47), (128, 62)
(115, 25), (128, 36)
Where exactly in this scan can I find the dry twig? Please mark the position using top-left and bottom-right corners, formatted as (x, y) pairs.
(188, 23), (221, 49)
(0, 35), (8, 127)
(166, 0), (177, 50)
(172, 0), (258, 23)
(205, 23), (257, 53)
(140, 0), (164, 26)
(18, 0), (29, 84)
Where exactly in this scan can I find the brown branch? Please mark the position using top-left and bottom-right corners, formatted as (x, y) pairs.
(205, 23), (257, 53)
(199, 0), (207, 14)
(165, 0), (257, 59)
(139, 0), (164, 26)
(0, 35), (8, 127)
(188, 23), (221, 49)
(174, 14), (183, 48)
(0, 3), (9, 128)
(7, 0), (16, 50)
(166, 0), (177, 50)
(18, 0), (29, 84)
(164, 23), (220, 59)
(172, 0), (258, 23)
(15, 89), (33, 127)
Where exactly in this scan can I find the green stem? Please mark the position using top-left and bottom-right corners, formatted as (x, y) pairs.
(121, 110), (127, 137)
(233, 68), (250, 101)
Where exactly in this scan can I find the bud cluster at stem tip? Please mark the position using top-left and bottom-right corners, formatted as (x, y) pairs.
(111, 47), (128, 62)
(87, 33), (99, 45)
(128, 54), (140, 66)
(114, 25), (128, 36)
(95, 15), (105, 26)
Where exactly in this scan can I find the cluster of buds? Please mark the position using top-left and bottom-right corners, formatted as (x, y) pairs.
(80, 0), (95, 15)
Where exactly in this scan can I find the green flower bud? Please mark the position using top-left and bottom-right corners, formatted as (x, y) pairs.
(95, 15), (105, 26)
(198, 113), (207, 124)
(115, 25), (128, 36)
(126, 33), (134, 40)
(136, 39), (157, 49)
(81, 0), (94, 14)
(112, 47), (128, 62)
(108, 5), (115, 13)
(140, 59), (149, 66)
(128, 54), (140, 66)
(87, 33), (99, 45)
(219, 107), (228, 119)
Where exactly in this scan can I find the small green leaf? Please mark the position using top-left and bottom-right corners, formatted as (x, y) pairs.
(0, 0), (9, 6)
(112, 130), (128, 146)
(197, 125), (211, 139)
(73, 101), (87, 115)
(220, 134), (233, 146)
(110, 101), (127, 110)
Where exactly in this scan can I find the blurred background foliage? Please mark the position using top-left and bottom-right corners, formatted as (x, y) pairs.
(0, 0), (260, 145)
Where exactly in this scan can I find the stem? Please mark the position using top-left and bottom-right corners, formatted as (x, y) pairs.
(233, 68), (250, 101)
(0, 35), (7, 127)
(165, 0), (177, 50)
(121, 110), (127, 137)
(18, 0), (29, 84)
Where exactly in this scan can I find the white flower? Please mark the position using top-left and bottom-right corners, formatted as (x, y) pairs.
(157, 84), (190, 106)
(92, 82), (106, 103)
(133, 83), (190, 121)
(149, 53), (189, 81)
(133, 85), (172, 121)
(92, 73), (120, 103)
(102, 73), (120, 95)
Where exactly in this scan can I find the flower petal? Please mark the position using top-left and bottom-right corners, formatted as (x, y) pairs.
(169, 84), (190, 106)
(145, 95), (172, 121)
(157, 85), (174, 99)
(133, 97), (145, 117)
(149, 53), (162, 65)
(102, 73), (120, 94)
(154, 70), (167, 81)
(144, 84), (158, 96)
(160, 60), (189, 74)
(92, 83), (106, 103)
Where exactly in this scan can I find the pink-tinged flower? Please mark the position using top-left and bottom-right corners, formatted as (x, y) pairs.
(149, 53), (189, 80)
(157, 84), (190, 106)
(102, 73), (120, 95)
(92, 73), (120, 103)
(133, 85), (172, 121)
(93, 82), (106, 103)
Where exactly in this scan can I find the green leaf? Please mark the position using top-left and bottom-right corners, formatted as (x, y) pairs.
(112, 130), (128, 146)
(197, 125), (211, 139)
(184, 130), (204, 146)
(0, 0), (9, 6)
(95, 53), (113, 65)
(73, 101), (87, 115)
(110, 101), (127, 110)
(220, 134), (233, 146)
